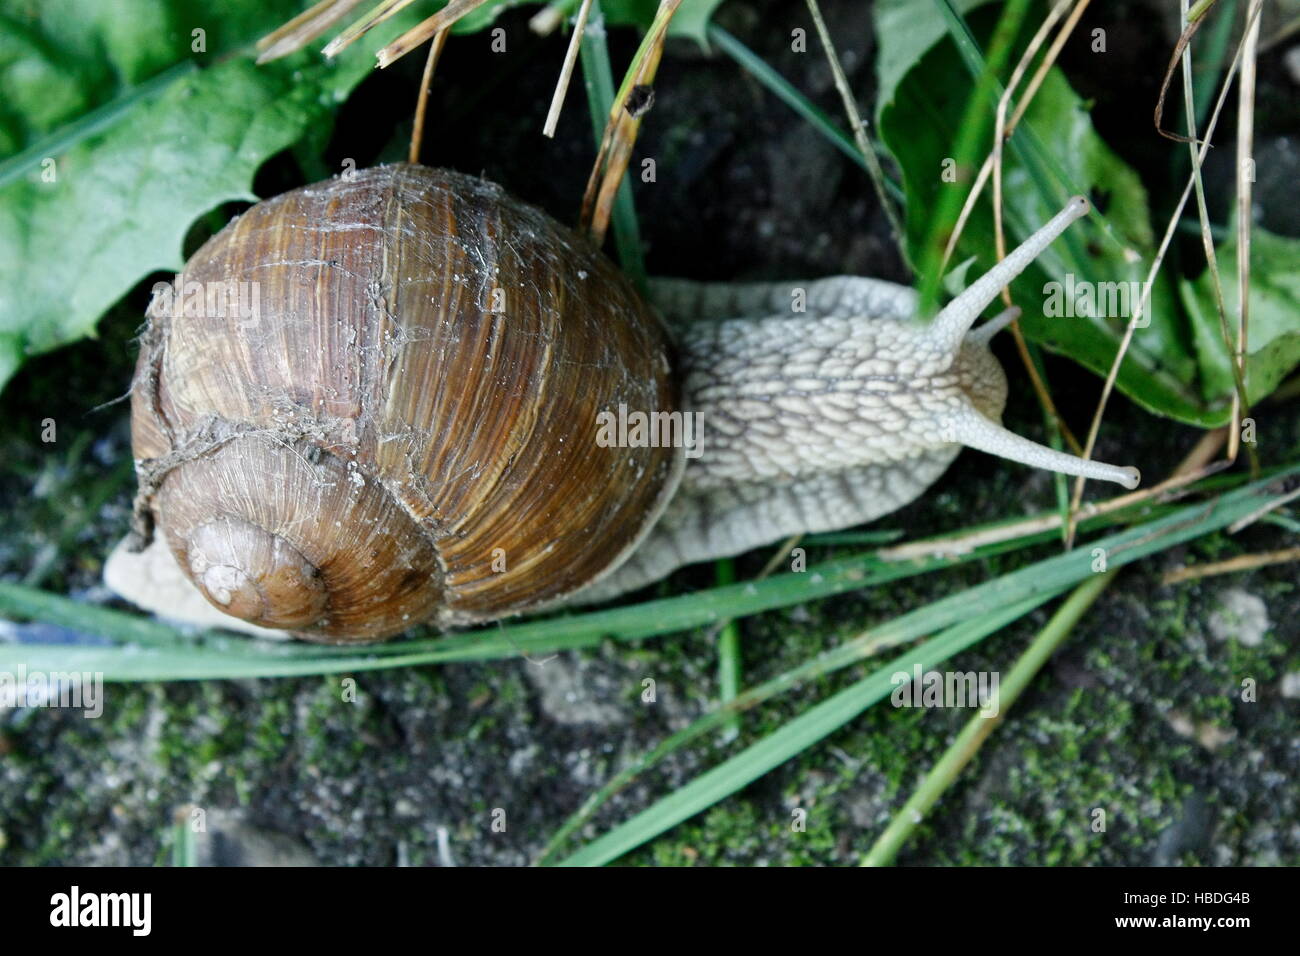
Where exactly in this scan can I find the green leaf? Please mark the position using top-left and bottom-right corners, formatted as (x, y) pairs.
(1181, 226), (1300, 407)
(0, 1), (424, 391)
(942, 255), (977, 297)
(875, 2), (1226, 426)
(874, 0), (995, 127)
(0, 0), (308, 152)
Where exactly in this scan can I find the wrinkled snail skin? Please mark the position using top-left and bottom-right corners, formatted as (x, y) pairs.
(122, 164), (1139, 642)
(575, 199), (1142, 600)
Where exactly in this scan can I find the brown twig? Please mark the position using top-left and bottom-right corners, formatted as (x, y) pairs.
(941, 0), (1082, 269)
(580, 0), (681, 243)
(376, 0), (492, 68)
(1065, 0), (1264, 545)
(322, 0), (417, 58)
(942, 0), (1087, 456)
(1154, 0), (1221, 142)
(1178, 0), (1247, 466)
(543, 0), (596, 138)
(1161, 548), (1300, 586)
(257, 0), (368, 63)
(1227, 483), (1300, 534)
(408, 27), (450, 164)
(1234, 1), (1263, 477)
(995, 0), (1089, 459)
(990, 0), (1084, 303)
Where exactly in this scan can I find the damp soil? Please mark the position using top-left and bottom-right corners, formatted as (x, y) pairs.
(0, 0), (1297, 866)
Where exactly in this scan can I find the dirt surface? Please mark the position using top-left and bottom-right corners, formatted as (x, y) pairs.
(0, 0), (1297, 866)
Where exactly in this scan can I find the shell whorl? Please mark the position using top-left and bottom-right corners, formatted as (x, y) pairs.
(186, 519), (326, 630)
(151, 435), (445, 641)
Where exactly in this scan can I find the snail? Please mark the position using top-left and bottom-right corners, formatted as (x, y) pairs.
(105, 164), (1139, 643)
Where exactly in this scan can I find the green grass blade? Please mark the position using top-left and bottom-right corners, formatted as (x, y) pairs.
(862, 568), (1117, 866)
(171, 810), (199, 867)
(0, 513), (1073, 680)
(714, 557), (742, 739)
(551, 591), (1057, 866)
(545, 462), (1300, 864)
(0, 466), (1270, 681)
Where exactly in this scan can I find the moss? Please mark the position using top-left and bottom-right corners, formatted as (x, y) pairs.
(2, 0), (1299, 868)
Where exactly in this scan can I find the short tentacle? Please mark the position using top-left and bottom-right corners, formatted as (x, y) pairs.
(966, 305), (1022, 346)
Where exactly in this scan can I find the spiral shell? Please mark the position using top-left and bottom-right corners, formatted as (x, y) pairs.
(129, 165), (682, 642)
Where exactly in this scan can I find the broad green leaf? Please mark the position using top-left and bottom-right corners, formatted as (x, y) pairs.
(0, 2), (424, 391)
(0, 0), (309, 153)
(874, 0), (994, 125)
(1181, 227), (1300, 407)
(875, 3), (1225, 425)
(0, 0), (731, 390)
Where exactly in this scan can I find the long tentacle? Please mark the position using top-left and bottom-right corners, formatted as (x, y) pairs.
(926, 196), (1089, 354)
(948, 404), (1140, 489)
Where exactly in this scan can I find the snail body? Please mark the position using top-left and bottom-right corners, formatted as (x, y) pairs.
(114, 164), (1138, 642)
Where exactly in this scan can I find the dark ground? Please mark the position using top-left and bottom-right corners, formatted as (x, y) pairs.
(0, 0), (1297, 865)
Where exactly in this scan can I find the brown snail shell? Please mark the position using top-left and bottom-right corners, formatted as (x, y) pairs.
(129, 164), (683, 643)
